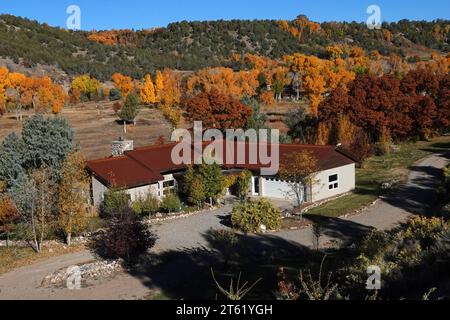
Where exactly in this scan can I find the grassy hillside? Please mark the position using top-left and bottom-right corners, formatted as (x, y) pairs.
(0, 14), (448, 82)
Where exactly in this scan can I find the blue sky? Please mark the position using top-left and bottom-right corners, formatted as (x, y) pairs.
(0, 0), (449, 30)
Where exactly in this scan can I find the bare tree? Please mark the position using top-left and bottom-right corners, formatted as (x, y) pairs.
(13, 167), (56, 253)
(279, 151), (319, 211)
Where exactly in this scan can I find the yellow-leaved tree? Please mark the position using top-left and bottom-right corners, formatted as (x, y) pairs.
(140, 74), (156, 105)
(57, 151), (90, 246)
(71, 75), (101, 100)
(155, 70), (165, 102)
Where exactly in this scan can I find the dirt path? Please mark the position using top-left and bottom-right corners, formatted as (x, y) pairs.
(0, 152), (448, 300)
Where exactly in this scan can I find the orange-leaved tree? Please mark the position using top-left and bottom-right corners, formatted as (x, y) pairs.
(112, 73), (134, 98)
(0, 66), (10, 113)
(187, 67), (259, 100)
(184, 88), (252, 130)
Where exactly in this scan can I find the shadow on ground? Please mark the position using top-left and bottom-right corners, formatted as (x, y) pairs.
(382, 151), (450, 217)
(127, 231), (319, 300)
(305, 215), (374, 241)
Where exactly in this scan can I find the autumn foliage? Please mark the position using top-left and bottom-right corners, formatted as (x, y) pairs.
(184, 89), (252, 129)
(0, 67), (67, 115)
(112, 73), (135, 98)
(187, 67), (259, 100)
(140, 74), (156, 105)
(71, 75), (101, 101)
(319, 69), (449, 144)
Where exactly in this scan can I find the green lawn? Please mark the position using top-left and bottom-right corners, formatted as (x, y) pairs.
(307, 136), (450, 218)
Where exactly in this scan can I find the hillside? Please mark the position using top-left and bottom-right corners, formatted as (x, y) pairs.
(0, 14), (448, 82)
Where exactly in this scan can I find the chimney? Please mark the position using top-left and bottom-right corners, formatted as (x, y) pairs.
(112, 137), (134, 157)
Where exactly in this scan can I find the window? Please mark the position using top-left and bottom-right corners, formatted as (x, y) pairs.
(163, 180), (175, 188)
(161, 179), (177, 196)
(328, 174), (339, 190)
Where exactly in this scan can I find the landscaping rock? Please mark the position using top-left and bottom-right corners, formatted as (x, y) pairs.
(41, 259), (124, 289)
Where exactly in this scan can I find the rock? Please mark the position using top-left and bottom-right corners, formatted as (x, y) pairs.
(259, 224), (267, 233)
(381, 182), (392, 190)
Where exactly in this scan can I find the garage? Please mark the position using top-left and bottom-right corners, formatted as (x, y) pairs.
(261, 177), (293, 200)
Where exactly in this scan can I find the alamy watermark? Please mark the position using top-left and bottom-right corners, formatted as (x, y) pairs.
(366, 5), (382, 30)
(171, 122), (280, 176)
(366, 265), (381, 290)
(66, 265), (81, 290)
(66, 5), (81, 30)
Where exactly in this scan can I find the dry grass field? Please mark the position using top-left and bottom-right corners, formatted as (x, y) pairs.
(0, 99), (302, 160)
(0, 102), (175, 160)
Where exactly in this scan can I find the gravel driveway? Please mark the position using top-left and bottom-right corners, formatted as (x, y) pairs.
(0, 151), (448, 300)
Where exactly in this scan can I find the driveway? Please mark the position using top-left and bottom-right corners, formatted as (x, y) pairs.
(0, 151), (448, 300)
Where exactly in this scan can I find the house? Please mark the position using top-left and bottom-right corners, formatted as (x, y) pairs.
(86, 139), (356, 207)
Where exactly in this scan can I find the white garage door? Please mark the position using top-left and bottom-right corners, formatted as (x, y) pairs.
(262, 178), (293, 200)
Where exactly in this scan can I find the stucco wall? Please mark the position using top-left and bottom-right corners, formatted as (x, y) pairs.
(92, 176), (108, 207)
(91, 174), (177, 207)
(258, 163), (355, 203)
(311, 163), (356, 202)
(126, 184), (159, 202)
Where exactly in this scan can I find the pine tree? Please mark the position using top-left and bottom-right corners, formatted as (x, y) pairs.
(118, 92), (140, 133)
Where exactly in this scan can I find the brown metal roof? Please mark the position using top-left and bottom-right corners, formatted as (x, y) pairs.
(86, 156), (163, 188)
(86, 142), (355, 188)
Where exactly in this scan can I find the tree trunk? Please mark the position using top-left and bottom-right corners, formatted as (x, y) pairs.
(66, 233), (72, 247)
(6, 233), (9, 248)
(123, 121), (127, 134)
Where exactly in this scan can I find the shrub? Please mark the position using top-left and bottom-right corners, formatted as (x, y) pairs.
(131, 193), (160, 216)
(234, 170), (252, 201)
(90, 209), (157, 263)
(109, 88), (122, 101)
(161, 193), (182, 213)
(161, 105), (182, 127)
(231, 198), (281, 233)
(401, 216), (448, 248)
(209, 229), (239, 249)
(102, 189), (130, 217)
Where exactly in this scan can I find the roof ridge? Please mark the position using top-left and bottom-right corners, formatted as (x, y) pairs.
(86, 155), (128, 163)
(130, 142), (178, 152)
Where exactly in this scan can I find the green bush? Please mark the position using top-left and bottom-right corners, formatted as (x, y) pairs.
(401, 216), (448, 248)
(161, 193), (182, 214)
(109, 88), (122, 101)
(131, 193), (160, 216)
(231, 198), (281, 233)
(102, 189), (130, 217)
